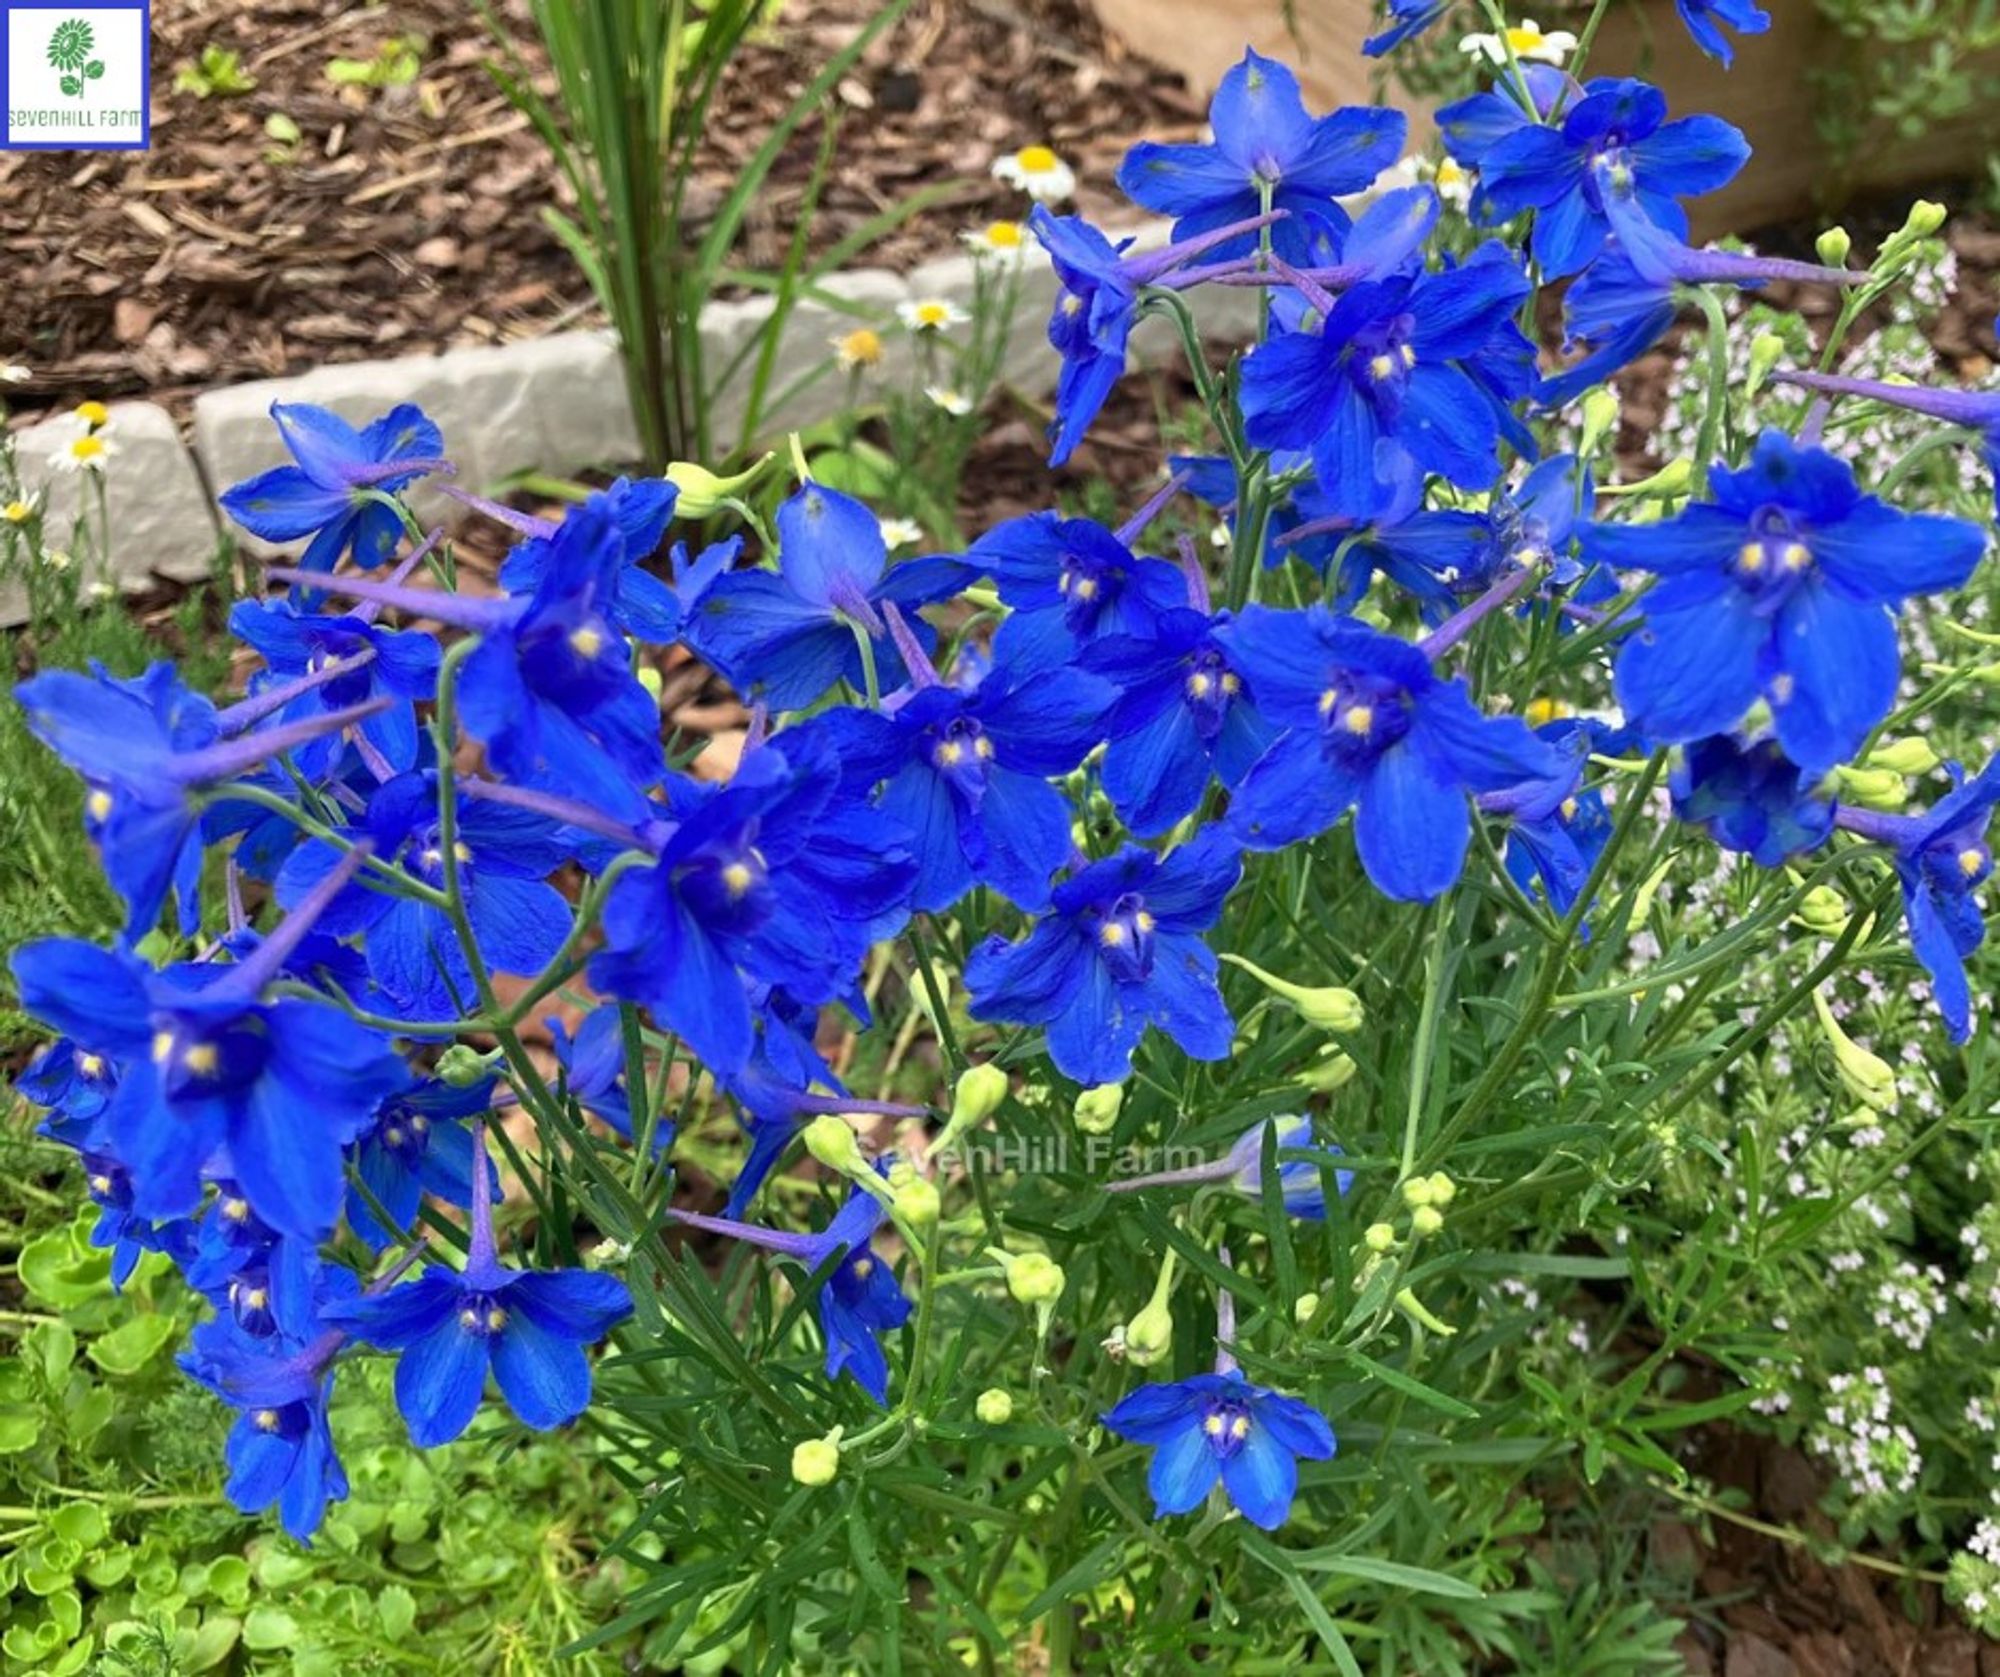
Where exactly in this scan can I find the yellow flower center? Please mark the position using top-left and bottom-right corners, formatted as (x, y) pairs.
(253, 1408), (281, 1432)
(1505, 25), (1547, 52)
(3, 501), (30, 522)
(1961, 848), (1986, 878)
(721, 860), (755, 898)
(568, 626), (605, 659)
(838, 328), (883, 365)
(70, 435), (106, 462)
(87, 789), (113, 821)
(986, 220), (1023, 248)
(1017, 145), (1058, 174)
(1342, 704), (1375, 736)
(75, 400), (110, 427)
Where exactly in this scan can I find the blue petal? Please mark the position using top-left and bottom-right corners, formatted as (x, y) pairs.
(491, 1308), (593, 1429)
(1219, 1424), (1299, 1529)
(1045, 958), (1145, 1086)
(776, 483), (887, 607)
(1771, 586), (1897, 772)
(1147, 1422), (1222, 1517)
(395, 1315), (490, 1447)
(1355, 740), (1469, 902)
(1613, 591), (1766, 744)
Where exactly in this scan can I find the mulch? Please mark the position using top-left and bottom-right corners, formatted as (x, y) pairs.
(0, 0), (1199, 419)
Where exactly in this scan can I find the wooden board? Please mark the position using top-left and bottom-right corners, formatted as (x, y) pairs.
(1086, 0), (1996, 235)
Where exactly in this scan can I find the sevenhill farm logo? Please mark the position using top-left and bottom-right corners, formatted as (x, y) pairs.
(4, 1), (149, 148)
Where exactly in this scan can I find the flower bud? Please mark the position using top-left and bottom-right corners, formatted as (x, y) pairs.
(637, 666), (664, 704)
(1400, 1176), (1434, 1209)
(791, 1431), (841, 1486)
(1812, 989), (1897, 1113)
(989, 1248), (1066, 1306)
(976, 1388), (1013, 1425)
(1745, 332), (1786, 400)
(1794, 884), (1850, 937)
(888, 1162), (940, 1229)
(1363, 1221), (1397, 1253)
(1220, 954), (1363, 1032)
(802, 1114), (866, 1175)
(1904, 199), (1947, 239)
(1073, 1083), (1125, 1135)
(951, 1063), (1008, 1128)
(435, 1044), (502, 1088)
(1578, 387), (1622, 458)
(1411, 1204), (1445, 1238)
(1294, 1047), (1357, 1093)
(1425, 1171), (1456, 1207)
(1831, 764), (1906, 811)
(1293, 1293), (1319, 1325)
(1866, 736), (1940, 778)
(1123, 1297), (1174, 1367)
(666, 454), (774, 520)
(1631, 458), (1693, 499)
(1394, 1287), (1457, 1336)
(1815, 226), (1851, 268)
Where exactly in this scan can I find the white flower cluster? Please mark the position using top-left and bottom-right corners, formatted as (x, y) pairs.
(1813, 1369), (1921, 1499)
(1871, 1261), (1948, 1352)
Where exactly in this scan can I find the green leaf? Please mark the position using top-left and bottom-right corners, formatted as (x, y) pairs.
(241, 1605), (299, 1651)
(1294, 1551), (1485, 1601)
(0, 1403), (43, 1453)
(18, 1224), (110, 1308)
(45, 1504), (104, 1547)
(87, 1312), (178, 1376)
(1342, 1351), (1480, 1420)
(377, 1584), (417, 1641)
(183, 1614), (242, 1672)
(84, 59), (103, 78)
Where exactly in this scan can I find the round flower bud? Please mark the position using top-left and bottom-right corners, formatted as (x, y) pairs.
(992, 1249), (1065, 1306)
(435, 1044), (500, 1088)
(1073, 1083), (1125, 1136)
(1294, 1048), (1357, 1093)
(1815, 226), (1851, 267)
(1400, 1176), (1434, 1210)
(1866, 736), (1940, 778)
(1425, 1171), (1456, 1207)
(665, 454), (773, 520)
(791, 1434), (841, 1487)
(1745, 332), (1785, 399)
(1578, 387), (1622, 457)
(891, 1170), (941, 1229)
(1794, 885), (1850, 938)
(951, 1063), (1009, 1129)
(1411, 1205), (1445, 1238)
(1904, 200), (1947, 238)
(1363, 1222), (1397, 1254)
(1294, 1293), (1320, 1326)
(1122, 1298), (1174, 1368)
(802, 1114), (865, 1175)
(976, 1388), (1014, 1425)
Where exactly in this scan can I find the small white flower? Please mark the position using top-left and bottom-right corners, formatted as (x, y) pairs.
(53, 420), (117, 474)
(44, 548), (73, 571)
(84, 579), (115, 601)
(3, 494), (37, 524)
(831, 327), (885, 371)
(878, 517), (924, 549)
(1460, 19), (1578, 65)
(1432, 155), (1474, 212)
(991, 145), (1075, 204)
(925, 385), (974, 417)
(897, 298), (969, 333)
(0, 363), (30, 384)
(962, 219), (1030, 261)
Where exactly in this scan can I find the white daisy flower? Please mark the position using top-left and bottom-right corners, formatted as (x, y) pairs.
(925, 386), (974, 416)
(831, 327), (885, 371)
(3, 495), (37, 524)
(53, 421), (117, 474)
(1432, 155), (1475, 212)
(961, 219), (1030, 261)
(991, 145), (1075, 204)
(897, 298), (969, 333)
(878, 517), (924, 549)
(1459, 19), (1578, 65)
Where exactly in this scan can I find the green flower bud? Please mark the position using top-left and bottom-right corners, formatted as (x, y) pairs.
(791, 1431), (841, 1487)
(1815, 226), (1851, 268)
(1073, 1083), (1125, 1135)
(951, 1063), (1008, 1128)
(1394, 1287), (1457, 1336)
(1294, 1047), (1357, 1093)
(1745, 332), (1786, 400)
(1578, 388), (1622, 458)
(435, 1044), (502, 1089)
(802, 1114), (866, 1175)
(1812, 989), (1897, 1113)
(1400, 1176), (1434, 1209)
(667, 454), (774, 520)
(888, 1162), (940, 1229)
(989, 1248), (1065, 1306)
(1904, 199), (1947, 239)
(1425, 1171), (1456, 1207)
(637, 666), (664, 704)
(1122, 1248), (1178, 1368)
(1293, 1293), (1320, 1326)
(1794, 884), (1850, 937)
(1866, 736), (1940, 777)
(1363, 1221), (1397, 1254)
(975, 1388), (1013, 1425)
(1220, 953), (1364, 1032)
(1831, 764), (1907, 811)
(1411, 1204), (1444, 1238)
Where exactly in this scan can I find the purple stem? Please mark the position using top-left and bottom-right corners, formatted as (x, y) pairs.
(1175, 533), (1210, 614)
(1834, 804), (1920, 847)
(214, 841), (372, 1001)
(1274, 513), (1362, 550)
(745, 702), (770, 754)
(438, 483), (560, 537)
(792, 1090), (927, 1119)
(666, 1205), (820, 1262)
(1104, 1157), (1235, 1194)
(224, 861), (247, 937)
(1418, 566), (1540, 661)
(215, 649), (378, 736)
(266, 566), (516, 633)
(346, 456), (455, 488)
(1114, 469), (1191, 549)
(350, 727), (397, 784)
(354, 527), (447, 626)
(1773, 369), (1999, 430)
(368, 1237), (432, 1294)
(1214, 1245), (1239, 1377)
(457, 777), (650, 848)
(465, 1118), (503, 1284)
(174, 697), (393, 787)
(1124, 209), (1289, 287)
(880, 600), (941, 690)
(1263, 253), (1339, 320)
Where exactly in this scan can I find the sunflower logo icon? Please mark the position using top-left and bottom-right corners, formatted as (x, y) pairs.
(47, 17), (106, 100)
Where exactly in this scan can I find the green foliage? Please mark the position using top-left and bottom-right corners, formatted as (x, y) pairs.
(1810, 0), (2000, 190)
(173, 47), (257, 101)
(324, 38), (424, 92)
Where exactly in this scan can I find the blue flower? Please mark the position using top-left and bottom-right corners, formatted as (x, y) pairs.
(964, 833), (1241, 1086)
(1116, 49), (1402, 263)
(970, 509), (1190, 674)
(686, 483), (967, 712)
(1776, 369), (2000, 518)
(1480, 719), (1616, 918)
(1219, 608), (1563, 900)
(1838, 760), (2000, 1043)
(220, 402), (443, 573)
(814, 654), (1109, 909)
(81, 1155), (195, 1290)
(1670, 734), (1835, 866)
(498, 478), (687, 643)
(1362, 0), (1451, 56)
(1113, 1116), (1352, 1219)
(1084, 607), (1280, 836)
(11, 860), (411, 1240)
(17, 1038), (117, 1151)
(1239, 247), (1530, 501)
(1587, 430), (1987, 771)
(1437, 63), (1575, 171)
(229, 596), (440, 775)
(670, 1176), (913, 1404)
(1283, 446), (1490, 616)
(347, 1077), (498, 1248)
(1676, 0), (1771, 65)
(1472, 79), (1750, 279)
(1103, 1370), (1335, 1528)
(1535, 240), (1678, 406)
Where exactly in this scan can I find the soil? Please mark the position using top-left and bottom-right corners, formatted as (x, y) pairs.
(0, 0), (1199, 417)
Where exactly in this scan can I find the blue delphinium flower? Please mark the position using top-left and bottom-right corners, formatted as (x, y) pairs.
(970, 509), (1190, 674)
(220, 402), (444, 573)
(1109, 1116), (1353, 1220)
(80, 1155), (195, 1289)
(1586, 430), (1987, 771)
(327, 1125), (632, 1447)
(814, 638), (1111, 910)
(17, 1038), (117, 1151)
(1084, 604), (1280, 837)
(1676, 0), (1772, 65)
(1282, 446), (1489, 616)
(276, 772), (573, 1021)
(1219, 608), (1562, 900)
(10, 853), (410, 1240)
(549, 1007), (643, 1141)
(670, 1175), (914, 1404)
(1472, 79), (1750, 278)
(686, 483), (967, 711)
(1117, 49), (1402, 262)
(1104, 1367), (1336, 1528)
(1837, 760), (2000, 1043)
(1670, 734), (1835, 866)
(229, 596), (440, 775)
(498, 478), (685, 643)
(965, 833), (1241, 1087)
(1239, 248), (1531, 501)
(1437, 63), (1575, 172)
(1479, 718), (1626, 918)
(347, 1076), (497, 1248)
(1362, 0), (1451, 57)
